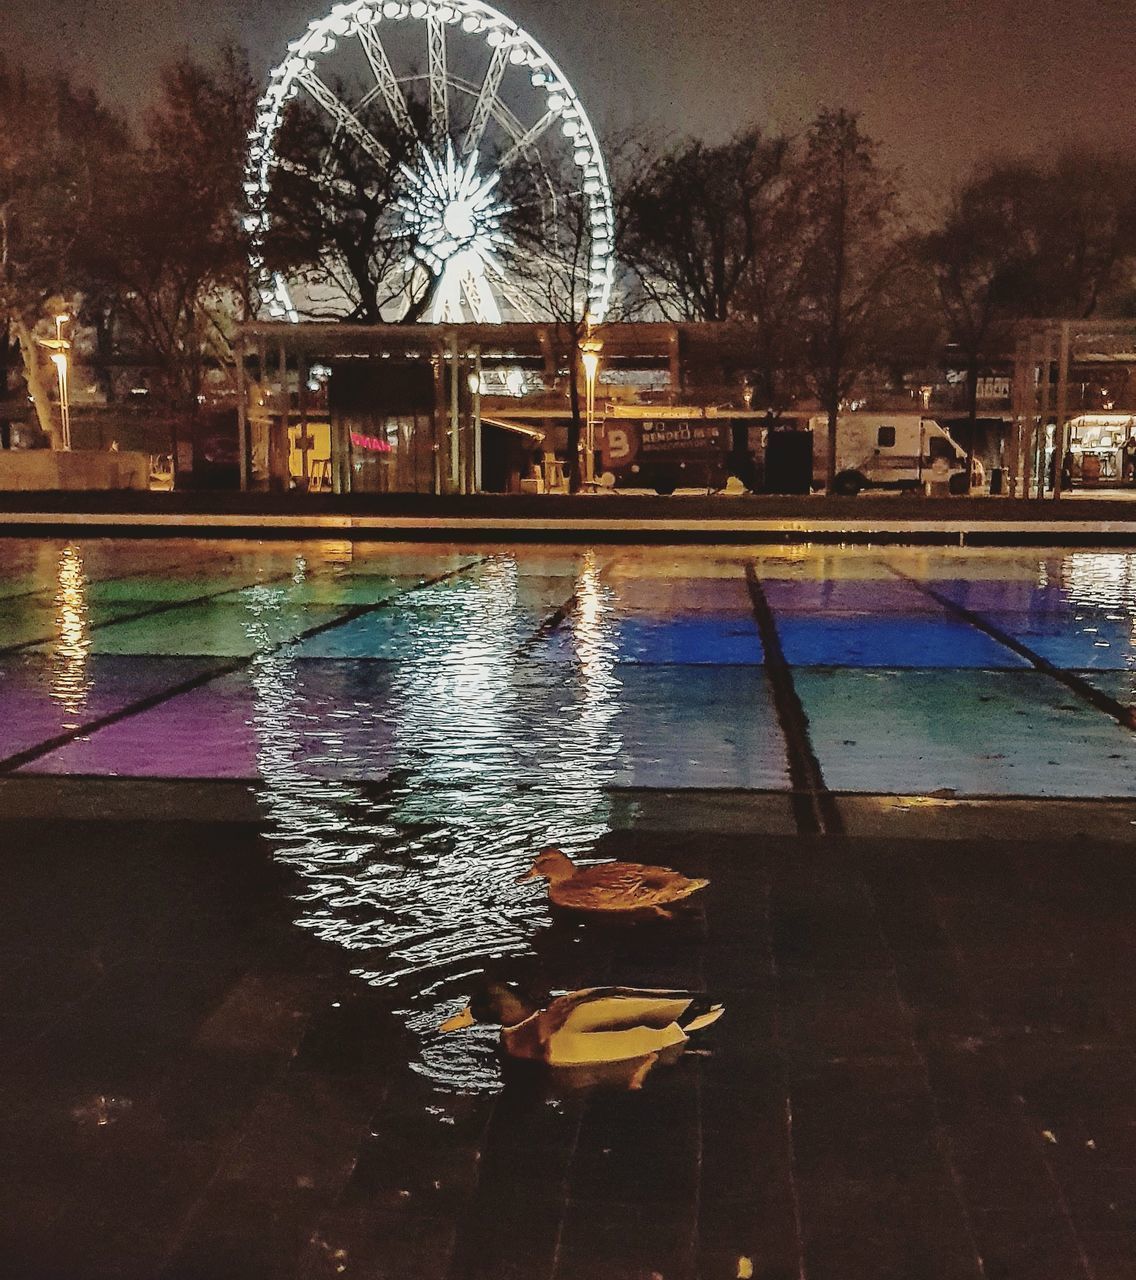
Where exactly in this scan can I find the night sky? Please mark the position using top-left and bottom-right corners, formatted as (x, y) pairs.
(8, 0), (1136, 201)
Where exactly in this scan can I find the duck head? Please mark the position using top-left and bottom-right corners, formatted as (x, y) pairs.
(516, 846), (577, 885)
(438, 982), (536, 1032)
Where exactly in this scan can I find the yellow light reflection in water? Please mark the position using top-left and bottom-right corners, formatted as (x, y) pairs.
(248, 551), (624, 1092)
(50, 543), (91, 723)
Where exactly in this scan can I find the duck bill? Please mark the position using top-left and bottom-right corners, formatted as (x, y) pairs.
(515, 867), (539, 883)
(438, 1005), (476, 1032)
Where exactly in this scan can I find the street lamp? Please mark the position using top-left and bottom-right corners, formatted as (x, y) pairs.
(38, 314), (72, 450)
(579, 335), (602, 486)
(50, 354), (70, 450)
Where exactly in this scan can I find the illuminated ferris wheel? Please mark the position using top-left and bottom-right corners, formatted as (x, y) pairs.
(245, 0), (615, 325)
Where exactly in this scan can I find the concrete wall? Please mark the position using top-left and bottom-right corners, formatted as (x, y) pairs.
(0, 451), (151, 491)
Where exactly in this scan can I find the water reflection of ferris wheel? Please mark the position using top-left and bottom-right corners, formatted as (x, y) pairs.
(246, 0), (616, 325)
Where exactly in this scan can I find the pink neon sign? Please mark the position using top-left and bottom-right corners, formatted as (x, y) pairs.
(350, 431), (393, 453)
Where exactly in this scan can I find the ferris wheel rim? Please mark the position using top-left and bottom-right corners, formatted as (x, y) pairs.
(245, 0), (615, 325)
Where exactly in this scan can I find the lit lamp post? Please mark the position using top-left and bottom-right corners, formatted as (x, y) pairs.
(39, 314), (72, 450)
(579, 334), (602, 487)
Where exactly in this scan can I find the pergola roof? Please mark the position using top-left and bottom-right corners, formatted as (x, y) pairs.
(1018, 317), (1136, 364)
(238, 320), (764, 369)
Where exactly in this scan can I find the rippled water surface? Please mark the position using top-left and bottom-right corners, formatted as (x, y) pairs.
(4, 537), (1136, 1090)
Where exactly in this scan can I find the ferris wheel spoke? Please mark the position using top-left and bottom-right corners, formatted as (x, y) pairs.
(427, 14), (449, 147)
(461, 45), (509, 157)
(447, 72), (529, 141)
(356, 26), (416, 138)
(297, 69), (390, 167)
(275, 154), (362, 202)
(498, 111), (557, 170)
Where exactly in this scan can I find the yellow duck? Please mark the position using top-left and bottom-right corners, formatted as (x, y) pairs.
(517, 846), (709, 919)
(439, 983), (725, 1078)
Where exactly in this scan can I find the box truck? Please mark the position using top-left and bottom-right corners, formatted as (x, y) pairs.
(599, 408), (761, 493)
(810, 413), (980, 495)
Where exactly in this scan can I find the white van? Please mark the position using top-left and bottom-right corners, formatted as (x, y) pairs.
(809, 413), (978, 495)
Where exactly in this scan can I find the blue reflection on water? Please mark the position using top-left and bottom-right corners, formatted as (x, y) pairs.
(776, 615), (1028, 669)
(544, 614), (762, 665)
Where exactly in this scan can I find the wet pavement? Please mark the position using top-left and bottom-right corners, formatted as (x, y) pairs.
(4, 802), (1136, 1279)
(4, 538), (1136, 1278)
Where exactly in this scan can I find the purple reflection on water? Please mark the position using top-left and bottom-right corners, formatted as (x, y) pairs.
(22, 670), (259, 777)
(0, 655), (218, 762)
(22, 660), (399, 780)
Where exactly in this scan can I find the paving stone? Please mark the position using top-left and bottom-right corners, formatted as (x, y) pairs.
(11, 805), (1136, 1278)
(970, 1208), (1090, 1280)
(797, 1174), (982, 1280)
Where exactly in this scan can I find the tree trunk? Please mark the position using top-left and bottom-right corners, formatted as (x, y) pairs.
(0, 324), (11, 447)
(965, 354), (979, 482)
(826, 397), (839, 491)
(15, 320), (61, 449)
(824, 150), (847, 494)
(94, 308), (117, 404)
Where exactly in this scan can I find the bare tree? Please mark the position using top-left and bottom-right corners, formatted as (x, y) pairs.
(501, 141), (647, 492)
(621, 129), (791, 323)
(1036, 149), (1136, 318)
(0, 62), (125, 445)
(921, 161), (1046, 470)
(501, 156), (605, 491)
(80, 46), (257, 411)
(264, 91), (435, 323)
(921, 149), (1136, 471)
(797, 108), (907, 490)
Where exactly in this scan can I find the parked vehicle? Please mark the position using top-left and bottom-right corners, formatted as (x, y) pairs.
(599, 409), (762, 494)
(809, 413), (981, 494)
(597, 409), (982, 495)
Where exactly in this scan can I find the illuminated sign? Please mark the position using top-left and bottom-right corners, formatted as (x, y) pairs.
(350, 431), (393, 453)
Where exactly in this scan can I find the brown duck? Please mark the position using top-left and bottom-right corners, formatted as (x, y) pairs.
(517, 846), (709, 919)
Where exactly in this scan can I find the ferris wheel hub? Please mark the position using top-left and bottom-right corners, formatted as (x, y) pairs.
(442, 198), (476, 243)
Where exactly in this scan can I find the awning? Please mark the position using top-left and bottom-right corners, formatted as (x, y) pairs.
(480, 416), (545, 443)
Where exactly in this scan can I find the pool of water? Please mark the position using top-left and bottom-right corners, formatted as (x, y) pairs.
(3, 538), (1136, 1079)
